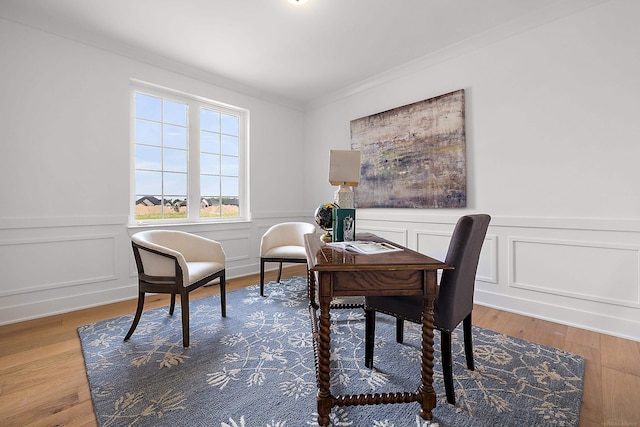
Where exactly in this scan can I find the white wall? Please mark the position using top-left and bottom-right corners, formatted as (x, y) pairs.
(0, 17), (310, 324)
(303, 0), (640, 341)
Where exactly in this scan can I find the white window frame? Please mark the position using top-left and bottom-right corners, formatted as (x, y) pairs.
(130, 80), (249, 225)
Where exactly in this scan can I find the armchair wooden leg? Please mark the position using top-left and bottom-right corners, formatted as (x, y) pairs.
(364, 309), (376, 368)
(220, 273), (226, 317)
(260, 259), (266, 297)
(277, 262), (283, 283)
(181, 291), (190, 347)
(441, 330), (455, 404)
(124, 291), (146, 341)
(463, 313), (474, 370)
(396, 318), (404, 343)
(169, 293), (176, 315)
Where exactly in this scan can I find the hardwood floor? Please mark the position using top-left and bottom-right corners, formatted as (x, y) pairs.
(1, 265), (638, 426)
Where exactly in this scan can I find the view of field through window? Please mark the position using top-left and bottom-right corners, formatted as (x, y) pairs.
(134, 91), (240, 221)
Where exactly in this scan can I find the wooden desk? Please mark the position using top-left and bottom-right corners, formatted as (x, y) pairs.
(304, 233), (452, 426)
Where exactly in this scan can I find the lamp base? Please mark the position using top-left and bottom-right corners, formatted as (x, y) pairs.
(334, 185), (354, 209)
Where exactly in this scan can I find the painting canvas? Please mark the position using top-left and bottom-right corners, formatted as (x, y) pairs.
(350, 89), (466, 208)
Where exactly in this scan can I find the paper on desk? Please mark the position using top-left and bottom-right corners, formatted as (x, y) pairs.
(325, 240), (403, 254)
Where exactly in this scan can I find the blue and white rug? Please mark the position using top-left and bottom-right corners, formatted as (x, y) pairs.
(78, 276), (584, 426)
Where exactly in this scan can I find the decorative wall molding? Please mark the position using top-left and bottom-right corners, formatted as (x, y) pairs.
(349, 214), (640, 341)
(509, 236), (640, 309)
(414, 230), (498, 284)
(0, 233), (118, 297)
(357, 225), (408, 247)
(2, 213), (638, 341)
(0, 215), (128, 230)
(354, 212), (640, 232)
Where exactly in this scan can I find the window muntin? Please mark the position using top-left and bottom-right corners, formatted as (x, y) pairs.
(132, 85), (245, 223)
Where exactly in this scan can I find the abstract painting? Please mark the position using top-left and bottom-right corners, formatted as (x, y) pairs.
(350, 89), (466, 208)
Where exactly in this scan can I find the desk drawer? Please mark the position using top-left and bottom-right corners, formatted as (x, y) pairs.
(329, 269), (425, 296)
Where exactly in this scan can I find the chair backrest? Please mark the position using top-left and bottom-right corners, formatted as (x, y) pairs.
(132, 230), (225, 284)
(434, 214), (491, 332)
(260, 222), (316, 255)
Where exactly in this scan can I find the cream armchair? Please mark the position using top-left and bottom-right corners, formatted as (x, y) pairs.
(126, 230), (226, 347)
(260, 222), (316, 296)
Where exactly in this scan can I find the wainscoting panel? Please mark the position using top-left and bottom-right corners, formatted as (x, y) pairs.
(0, 234), (117, 297)
(509, 237), (640, 308)
(0, 219), (133, 325)
(477, 234), (498, 284)
(2, 214), (639, 341)
(352, 213), (640, 341)
(416, 231), (498, 284)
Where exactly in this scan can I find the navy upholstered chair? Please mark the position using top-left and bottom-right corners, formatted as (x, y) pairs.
(364, 214), (491, 404)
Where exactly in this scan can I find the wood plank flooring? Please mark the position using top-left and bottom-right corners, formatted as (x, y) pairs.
(1, 265), (638, 426)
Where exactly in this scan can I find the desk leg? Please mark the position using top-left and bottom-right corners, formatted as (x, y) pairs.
(419, 277), (437, 420)
(308, 268), (318, 310)
(317, 299), (332, 426)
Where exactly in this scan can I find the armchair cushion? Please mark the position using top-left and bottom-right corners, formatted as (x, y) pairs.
(260, 222), (316, 257)
(262, 245), (307, 259)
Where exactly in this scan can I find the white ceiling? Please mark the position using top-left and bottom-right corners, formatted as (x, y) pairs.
(0, 0), (604, 107)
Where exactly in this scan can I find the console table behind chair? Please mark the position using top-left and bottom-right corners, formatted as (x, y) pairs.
(304, 233), (452, 426)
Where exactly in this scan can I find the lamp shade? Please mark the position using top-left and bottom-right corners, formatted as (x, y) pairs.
(328, 150), (361, 187)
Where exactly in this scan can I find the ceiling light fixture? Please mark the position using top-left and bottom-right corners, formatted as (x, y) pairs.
(288, 0), (309, 5)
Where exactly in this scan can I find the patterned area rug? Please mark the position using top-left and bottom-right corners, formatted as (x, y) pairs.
(78, 276), (584, 427)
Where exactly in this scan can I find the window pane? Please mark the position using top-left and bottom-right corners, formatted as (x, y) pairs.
(164, 197), (187, 219)
(201, 153), (220, 175)
(164, 172), (187, 194)
(135, 170), (162, 195)
(164, 148), (187, 172)
(135, 194), (163, 220)
(164, 100), (187, 126)
(135, 93), (161, 121)
(201, 175), (220, 196)
(221, 114), (239, 136)
(201, 109), (220, 133)
(221, 135), (238, 156)
(136, 145), (162, 170)
(200, 197), (220, 218)
(136, 119), (161, 146)
(201, 131), (219, 153)
(221, 155), (238, 176)
(163, 124), (187, 149)
(221, 176), (238, 197)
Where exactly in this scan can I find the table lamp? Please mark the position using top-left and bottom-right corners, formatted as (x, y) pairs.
(328, 150), (361, 209)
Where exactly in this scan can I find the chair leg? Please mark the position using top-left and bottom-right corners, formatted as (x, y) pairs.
(220, 273), (226, 317)
(124, 291), (146, 341)
(169, 293), (176, 315)
(463, 313), (474, 370)
(395, 318), (404, 343)
(441, 330), (455, 405)
(277, 262), (283, 283)
(364, 309), (376, 368)
(181, 290), (190, 347)
(260, 259), (266, 297)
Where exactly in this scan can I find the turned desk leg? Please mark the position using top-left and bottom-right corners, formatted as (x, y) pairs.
(317, 299), (332, 426)
(419, 270), (438, 421)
